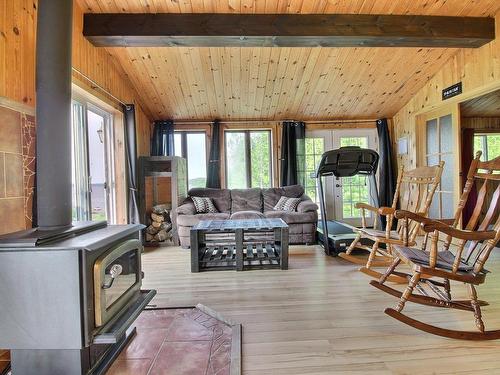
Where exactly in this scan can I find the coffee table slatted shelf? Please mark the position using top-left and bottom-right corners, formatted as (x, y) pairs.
(200, 244), (282, 270)
(191, 219), (289, 272)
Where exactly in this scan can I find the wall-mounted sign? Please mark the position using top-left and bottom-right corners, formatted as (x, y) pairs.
(442, 82), (462, 100)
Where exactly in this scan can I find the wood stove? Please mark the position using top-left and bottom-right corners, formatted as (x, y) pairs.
(0, 222), (156, 374)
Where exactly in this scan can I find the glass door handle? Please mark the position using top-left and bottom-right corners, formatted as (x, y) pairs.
(335, 184), (342, 187)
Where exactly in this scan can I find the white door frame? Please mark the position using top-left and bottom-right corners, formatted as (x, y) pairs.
(306, 128), (378, 226)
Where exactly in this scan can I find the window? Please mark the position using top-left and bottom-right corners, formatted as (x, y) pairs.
(339, 136), (370, 218)
(225, 130), (272, 189)
(425, 114), (454, 219)
(174, 131), (207, 189)
(304, 137), (325, 204)
(474, 133), (500, 161)
(71, 100), (115, 223)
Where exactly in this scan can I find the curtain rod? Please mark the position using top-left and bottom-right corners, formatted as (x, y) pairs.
(72, 67), (127, 106)
(172, 118), (378, 125)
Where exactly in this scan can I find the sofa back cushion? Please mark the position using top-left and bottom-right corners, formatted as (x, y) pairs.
(188, 188), (231, 213)
(262, 185), (305, 211)
(230, 188), (262, 213)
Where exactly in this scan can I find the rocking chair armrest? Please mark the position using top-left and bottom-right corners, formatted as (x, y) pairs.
(378, 206), (396, 216)
(420, 221), (497, 241)
(394, 210), (431, 223)
(355, 202), (378, 212)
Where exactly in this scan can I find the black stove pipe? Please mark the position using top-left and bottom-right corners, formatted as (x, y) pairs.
(36, 0), (74, 228)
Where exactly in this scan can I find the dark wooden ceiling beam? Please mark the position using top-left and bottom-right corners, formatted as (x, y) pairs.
(83, 13), (495, 48)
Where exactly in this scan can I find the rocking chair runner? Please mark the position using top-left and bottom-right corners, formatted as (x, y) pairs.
(371, 152), (500, 340)
(339, 162), (444, 283)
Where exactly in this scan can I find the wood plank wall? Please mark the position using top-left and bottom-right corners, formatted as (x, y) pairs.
(461, 117), (500, 130)
(392, 11), (500, 171)
(0, 0), (153, 233)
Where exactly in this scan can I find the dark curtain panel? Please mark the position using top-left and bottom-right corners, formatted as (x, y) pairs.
(280, 121), (306, 187)
(123, 104), (140, 224)
(377, 118), (396, 228)
(461, 128), (477, 224)
(206, 119), (221, 188)
(151, 120), (175, 156)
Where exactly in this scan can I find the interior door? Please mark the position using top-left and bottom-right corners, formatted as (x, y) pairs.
(418, 105), (460, 220)
(332, 129), (378, 227)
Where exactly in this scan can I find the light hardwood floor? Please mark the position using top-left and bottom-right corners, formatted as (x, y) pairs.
(142, 245), (500, 375)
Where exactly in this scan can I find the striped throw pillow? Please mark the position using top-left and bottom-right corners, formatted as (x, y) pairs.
(192, 196), (218, 214)
(273, 196), (301, 211)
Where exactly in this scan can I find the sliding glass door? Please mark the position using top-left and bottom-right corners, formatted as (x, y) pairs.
(71, 100), (115, 223)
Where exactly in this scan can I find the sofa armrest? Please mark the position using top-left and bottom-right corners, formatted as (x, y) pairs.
(176, 202), (196, 216)
(297, 200), (318, 213)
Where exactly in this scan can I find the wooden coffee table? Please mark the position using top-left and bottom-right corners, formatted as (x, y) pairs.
(190, 218), (289, 272)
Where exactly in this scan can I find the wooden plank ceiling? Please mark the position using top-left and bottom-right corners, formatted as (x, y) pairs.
(461, 89), (500, 118)
(77, 0), (500, 121)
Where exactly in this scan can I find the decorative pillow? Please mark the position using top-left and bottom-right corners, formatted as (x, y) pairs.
(273, 196), (301, 212)
(191, 196), (218, 214)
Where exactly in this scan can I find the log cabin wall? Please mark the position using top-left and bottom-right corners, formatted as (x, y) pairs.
(392, 10), (500, 173)
(0, 1), (153, 234)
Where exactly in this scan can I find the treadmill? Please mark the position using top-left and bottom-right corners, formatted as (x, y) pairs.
(315, 146), (380, 256)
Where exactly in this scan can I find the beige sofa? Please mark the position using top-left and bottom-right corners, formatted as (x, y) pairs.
(174, 185), (318, 248)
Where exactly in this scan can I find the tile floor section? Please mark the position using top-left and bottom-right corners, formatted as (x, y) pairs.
(0, 308), (232, 375)
(107, 307), (232, 375)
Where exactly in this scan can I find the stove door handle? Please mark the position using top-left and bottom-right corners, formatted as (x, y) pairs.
(102, 264), (123, 289)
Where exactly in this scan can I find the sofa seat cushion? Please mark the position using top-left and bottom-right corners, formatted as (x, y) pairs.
(262, 185), (305, 211)
(264, 210), (317, 224)
(230, 188), (262, 212)
(187, 188), (231, 213)
(230, 210), (265, 220)
(177, 212), (230, 227)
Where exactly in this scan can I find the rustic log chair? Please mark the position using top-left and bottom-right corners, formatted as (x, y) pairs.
(339, 162), (444, 283)
(371, 152), (500, 340)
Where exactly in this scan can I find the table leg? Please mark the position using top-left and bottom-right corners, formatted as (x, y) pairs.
(235, 228), (244, 271)
(191, 229), (200, 273)
(280, 227), (289, 270)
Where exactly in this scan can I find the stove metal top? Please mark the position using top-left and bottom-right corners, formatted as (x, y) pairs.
(0, 222), (144, 251)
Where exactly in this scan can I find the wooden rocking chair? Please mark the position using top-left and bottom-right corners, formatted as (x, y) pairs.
(371, 152), (500, 340)
(339, 162), (444, 283)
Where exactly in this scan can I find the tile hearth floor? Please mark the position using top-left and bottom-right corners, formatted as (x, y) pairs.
(107, 307), (232, 375)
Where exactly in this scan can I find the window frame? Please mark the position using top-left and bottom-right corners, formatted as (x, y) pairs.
(174, 130), (208, 189)
(70, 96), (116, 223)
(474, 132), (500, 161)
(224, 129), (273, 189)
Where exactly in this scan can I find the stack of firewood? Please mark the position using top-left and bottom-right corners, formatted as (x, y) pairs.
(145, 204), (173, 244)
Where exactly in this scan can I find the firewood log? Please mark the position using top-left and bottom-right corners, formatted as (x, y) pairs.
(154, 229), (168, 242)
(151, 212), (164, 223)
(145, 233), (154, 242)
(146, 226), (158, 235)
(160, 222), (172, 232)
(152, 221), (162, 229)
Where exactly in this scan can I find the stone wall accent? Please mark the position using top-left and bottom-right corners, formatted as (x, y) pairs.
(0, 104), (36, 234)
